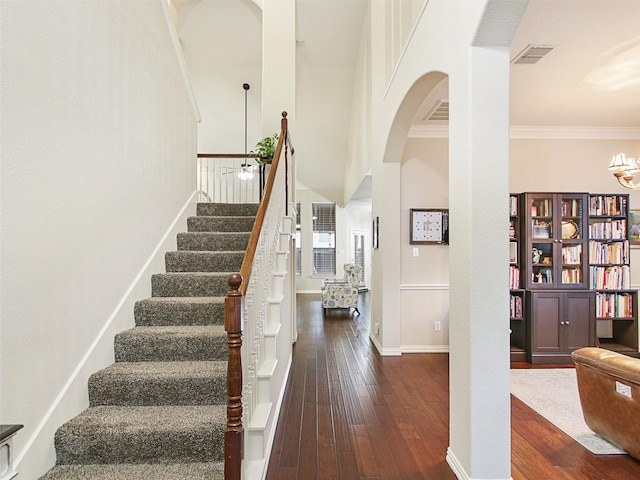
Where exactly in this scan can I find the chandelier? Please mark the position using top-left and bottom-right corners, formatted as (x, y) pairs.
(609, 153), (640, 190)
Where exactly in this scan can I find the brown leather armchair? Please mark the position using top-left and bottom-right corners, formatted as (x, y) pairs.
(572, 347), (640, 460)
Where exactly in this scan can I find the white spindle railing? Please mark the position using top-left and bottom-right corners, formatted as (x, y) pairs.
(197, 155), (268, 203)
(241, 144), (287, 430)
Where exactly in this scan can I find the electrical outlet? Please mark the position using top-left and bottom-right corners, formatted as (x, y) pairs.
(435, 321), (441, 331)
(413, 247), (419, 257)
(375, 322), (380, 334)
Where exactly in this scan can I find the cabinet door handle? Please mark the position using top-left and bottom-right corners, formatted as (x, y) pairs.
(560, 321), (565, 325)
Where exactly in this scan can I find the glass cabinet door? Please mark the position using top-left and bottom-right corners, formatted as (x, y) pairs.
(530, 195), (554, 286)
(559, 195), (586, 287)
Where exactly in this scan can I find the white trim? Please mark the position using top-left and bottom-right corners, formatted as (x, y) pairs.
(370, 334), (402, 356)
(400, 283), (450, 290)
(245, 354), (293, 480)
(401, 345), (449, 353)
(446, 447), (513, 480)
(15, 191), (200, 468)
(409, 125), (640, 140)
(160, 0), (201, 123)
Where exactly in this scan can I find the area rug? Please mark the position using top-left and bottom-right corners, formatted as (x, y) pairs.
(510, 368), (626, 455)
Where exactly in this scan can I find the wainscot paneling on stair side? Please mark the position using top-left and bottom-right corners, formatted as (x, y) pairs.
(39, 203), (258, 479)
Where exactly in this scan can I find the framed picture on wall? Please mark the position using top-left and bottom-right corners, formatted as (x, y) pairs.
(410, 208), (449, 245)
(630, 210), (640, 247)
(372, 216), (379, 249)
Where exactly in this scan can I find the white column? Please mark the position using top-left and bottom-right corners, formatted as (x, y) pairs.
(446, 44), (512, 479)
(261, 0), (296, 135)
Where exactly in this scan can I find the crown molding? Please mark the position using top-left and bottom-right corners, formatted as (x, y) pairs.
(408, 125), (640, 140)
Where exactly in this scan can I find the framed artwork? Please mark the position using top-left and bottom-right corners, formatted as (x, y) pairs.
(630, 210), (640, 246)
(410, 208), (449, 245)
(372, 216), (379, 249)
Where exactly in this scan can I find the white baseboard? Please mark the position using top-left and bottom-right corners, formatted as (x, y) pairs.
(370, 334), (402, 356)
(401, 345), (450, 354)
(446, 447), (513, 480)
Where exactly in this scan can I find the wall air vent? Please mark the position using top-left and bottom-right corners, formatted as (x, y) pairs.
(424, 100), (449, 121)
(512, 45), (554, 64)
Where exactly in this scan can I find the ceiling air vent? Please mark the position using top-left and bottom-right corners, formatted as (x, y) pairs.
(424, 100), (449, 121)
(511, 45), (554, 65)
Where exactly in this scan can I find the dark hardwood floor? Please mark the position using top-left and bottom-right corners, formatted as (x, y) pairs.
(265, 293), (640, 479)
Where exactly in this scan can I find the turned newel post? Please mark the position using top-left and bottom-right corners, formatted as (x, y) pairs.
(225, 273), (243, 480)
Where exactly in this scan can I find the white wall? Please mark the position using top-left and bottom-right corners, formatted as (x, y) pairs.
(0, 1), (198, 477)
(400, 138), (449, 351)
(178, 0), (263, 154)
(397, 134), (640, 352)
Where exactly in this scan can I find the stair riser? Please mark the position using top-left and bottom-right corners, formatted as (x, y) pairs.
(114, 335), (227, 362)
(197, 202), (259, 217)
(187, 217), (255, 233)
(88, 376), (227, 406)
(151, 274), (228, 297)
(54, 427), (224, 464)
(177, 232), (250, 251)
(134, 300), (224, 326)
(165, 252), (244, 273)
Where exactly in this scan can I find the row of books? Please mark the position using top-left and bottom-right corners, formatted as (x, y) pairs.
(590, 265), (631, 290)
(510, 266), (520, 289)
(561, 244), (582, 265)
(589, 195), (628, 217)
(595, 292), (633, 318)
(589, 240), (629, 265)
(510, 294), (523, 318)
(588, 219), (627, 239)
(531, 200), (551, 217)
(561, 199), (581, 217)
(561, 268), (582, 284)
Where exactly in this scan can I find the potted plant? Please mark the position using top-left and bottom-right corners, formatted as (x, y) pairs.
(250, 133), (279, 164)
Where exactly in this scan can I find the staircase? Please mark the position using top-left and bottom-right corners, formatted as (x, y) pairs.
(40, 202), (259, 479)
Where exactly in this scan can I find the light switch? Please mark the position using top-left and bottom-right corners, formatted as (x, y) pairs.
(413, 247), (419, 257)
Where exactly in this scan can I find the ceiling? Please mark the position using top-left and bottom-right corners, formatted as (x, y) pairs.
(294, 0), (640, 129)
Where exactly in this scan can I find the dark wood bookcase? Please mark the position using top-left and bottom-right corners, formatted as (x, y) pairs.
(509, 194), (526, 361)
(510, 191), (639, 364)
(588, 193), (638, 356)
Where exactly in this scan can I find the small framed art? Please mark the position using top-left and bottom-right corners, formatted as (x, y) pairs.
(630, 210), (640, 246)
(410, 208), (449, 245)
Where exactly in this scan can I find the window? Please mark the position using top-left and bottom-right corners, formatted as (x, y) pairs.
(295, 202), (301, 275)
(312, 202), (336, 275)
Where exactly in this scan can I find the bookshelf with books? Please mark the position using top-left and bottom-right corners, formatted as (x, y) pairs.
(524, 192), (590, 290)
(509, 194), (526, 361)
(588, 193), (638, 356)
(522, 192), (595, 364)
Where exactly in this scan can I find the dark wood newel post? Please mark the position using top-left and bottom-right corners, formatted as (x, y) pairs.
(225, 273), (243, 480)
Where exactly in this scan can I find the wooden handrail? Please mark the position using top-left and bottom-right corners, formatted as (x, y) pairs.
(238, 112), (288, 296)
(224, 112), (289, 480)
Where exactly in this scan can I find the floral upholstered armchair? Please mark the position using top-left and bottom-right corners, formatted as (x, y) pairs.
(321, 264), (362, 315)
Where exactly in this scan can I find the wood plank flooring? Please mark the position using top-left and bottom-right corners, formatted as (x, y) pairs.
(265, 293), (640, 479)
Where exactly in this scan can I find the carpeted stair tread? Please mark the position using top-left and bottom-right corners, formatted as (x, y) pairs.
(196, 202), (258, 217)
(151, 272), (230, 297)
(39, 462), (224, 480)
(114, 326), (227, 362)
(187, 215), (255, 233)
(165, 251), (244, 272)
(53, 405), (225, 465)
(177, 232), (251, 251)
(89, 361), (227, 406)
(134, 297), (224, 326)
